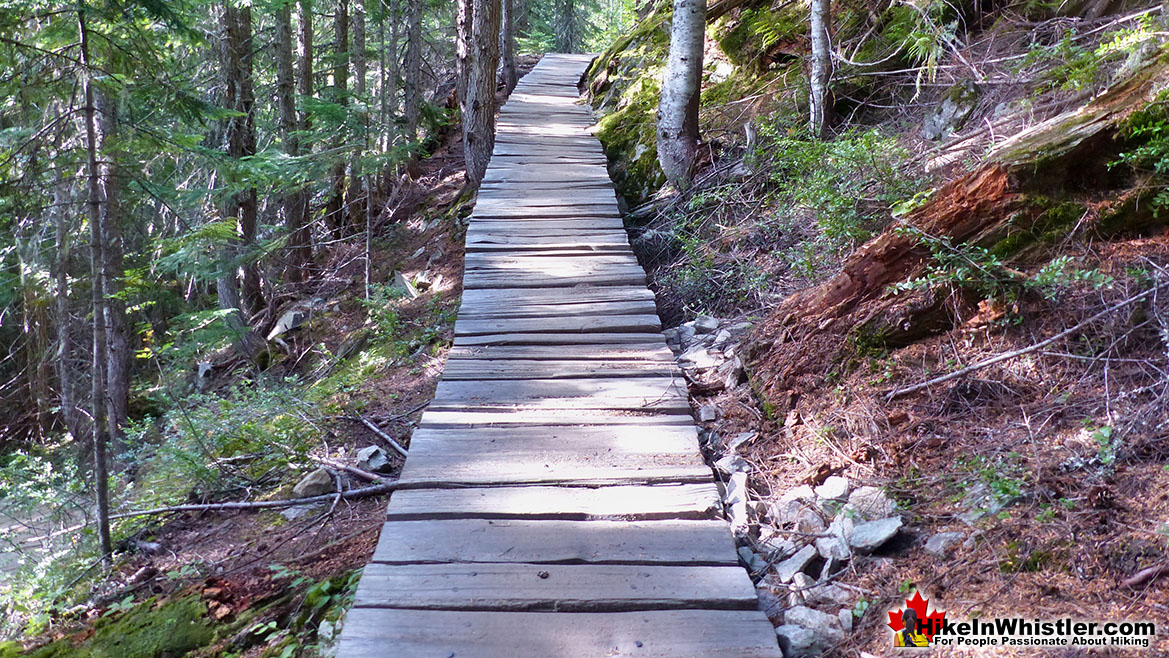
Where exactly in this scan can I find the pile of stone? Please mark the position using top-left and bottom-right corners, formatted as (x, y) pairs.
(715, 454), (905, 656)
(662, 316), (752, 394)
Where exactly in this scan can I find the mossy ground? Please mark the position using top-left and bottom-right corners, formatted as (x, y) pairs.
(19, 596), (214, 658)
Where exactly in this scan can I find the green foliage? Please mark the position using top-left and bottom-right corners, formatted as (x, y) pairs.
(253, 568), (361, 657)
(757, 121), (921, 277)
(894, 226), (1113, 309)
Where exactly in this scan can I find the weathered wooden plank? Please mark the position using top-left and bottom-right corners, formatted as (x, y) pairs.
(407, 424), (699, 450)
(448, 343), (674, 362)
(439, 359), (677, 380)
(395, 454), (708, 488)
(460, 286), (655, 307)
(385, 482), (722, 521)
(466, 240), (631, 253)
(453, 315), (660, 338)
(456, 299), (656, 319)
(429, 377), (688, 412)
(465, 252), (640, 267)
(370, 519), (736, 565)
(339, 609), (780, 658)
(452, 332), (667, 347)
(463, 271), (647, 289)
(352, 564), (758, 611)
(419, 410), (693, 428)
(470, 219), (625, 232)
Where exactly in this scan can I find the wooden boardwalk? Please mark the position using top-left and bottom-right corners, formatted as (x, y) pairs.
(337, 54), (781, 657)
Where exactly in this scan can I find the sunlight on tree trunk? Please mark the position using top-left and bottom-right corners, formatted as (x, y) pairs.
(501, 0), (518, 93)
(809, 0), (832, 138)
(657, 0), (705, 187)
(457, 0), (501, 187)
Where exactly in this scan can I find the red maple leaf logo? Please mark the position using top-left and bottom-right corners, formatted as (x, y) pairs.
(887, 590), (947, 641)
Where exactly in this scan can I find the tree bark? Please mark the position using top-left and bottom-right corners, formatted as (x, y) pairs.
(656, 0), (705, 187)
(457, 0), (501, 187)
(78, 7), (113, 563)
(501, 0), (518, 93)
(277, 1), (312, 282)
(219, 2), (262, 318)
(403, 0), (423, 140)
(325, 0), (349, 237)
(350, 0), (368, 226)
(555, 0), (578, 53)
(809, 0), (832, 138)
(52, 166), (85, 444)
(95, 89), (128, 450)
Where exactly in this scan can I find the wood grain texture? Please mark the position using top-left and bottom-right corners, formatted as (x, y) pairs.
(385, 483), (723, 521)
(339, 608), (782, 658)
(370, 519), (737, 565)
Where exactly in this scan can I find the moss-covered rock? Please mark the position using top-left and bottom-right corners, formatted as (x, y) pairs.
(25, 596), (214, 658)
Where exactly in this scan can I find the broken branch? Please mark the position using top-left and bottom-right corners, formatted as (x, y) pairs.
(886, 282), (1169, 401)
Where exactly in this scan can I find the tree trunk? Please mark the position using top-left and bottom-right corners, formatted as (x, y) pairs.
(52, 167), (85, 444)
(403, 0), (423, 140)
(809, 0), (832, 138)
(78, 7), (113, 563)
(457, 0), (501, 187)
(515, 0), (530, 35)
(501, 0), (518, 93)
(95, 89), (129, 450)
(555, 0), (577, 53)
(325, 0), (349, 237)
(349, 0), (368, 227)
(277, 1), (312, 282)
(220, 2), (262, 317)
(656, 0), (705, 187)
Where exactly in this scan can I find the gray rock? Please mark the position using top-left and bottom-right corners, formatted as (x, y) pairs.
(714, 453), (751, 475)
(662, 327), (679, 343)
(281, 505), (314, 521)
(819, 557), (838, 581)
(697, 404), (718, 423)
(738, 546), (768, 573)
(677, 323), (697, 346)
(848, 517), (903, 553)
(775, 544), (817, 583)
(815, 516), (854, 560)
(726, 321), (753, 336)
(726, 431), (755, 451)
(791, 572), (815, 591)
(712, 329), (733, 348)
(293, 468), (335, 498)
(757, 530), (795, 558)
(718, 356), (744, 389)
(923, 80), (980, 140)
(774, 484), (815, 525)
(846, 486), (895, 520)
(756, 586), (784, 620)
(392, 271), (420, 299)
(796, 510), (826, 534)
(807, 583), (851, 606)
(678, 347), (720, 371)
(924, 531), (965, 558)
(837, 609), (854, 633)
(784, 606), (844, 640)
(411, 246), (426, 260)
(694, 315), (719, 333)
(356, 445), (390, 473)
(775, 624), (821, 658)
(725, 473), (750, 535)
(813, 476), (850, 502)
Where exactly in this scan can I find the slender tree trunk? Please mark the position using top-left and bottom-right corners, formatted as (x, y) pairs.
(515, 0), (530, 35)
(555, 0), (577, 52)
(325, 0), (349, 237)
(95, 90), (128, 448)
(403, 0), (423, 140)
(656, 0), (705, 187)
(52, 167), (85, 444)
(78, 7), (113, 564)
(809, 0), (832, 138)
(220, 2), (262, 317)
(277, 1), (311, 282)
(501, 0), (518, 93)
(456, 0), (501, 187)
(349, 0), (367, 226)
(299, 0), (315, 119)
